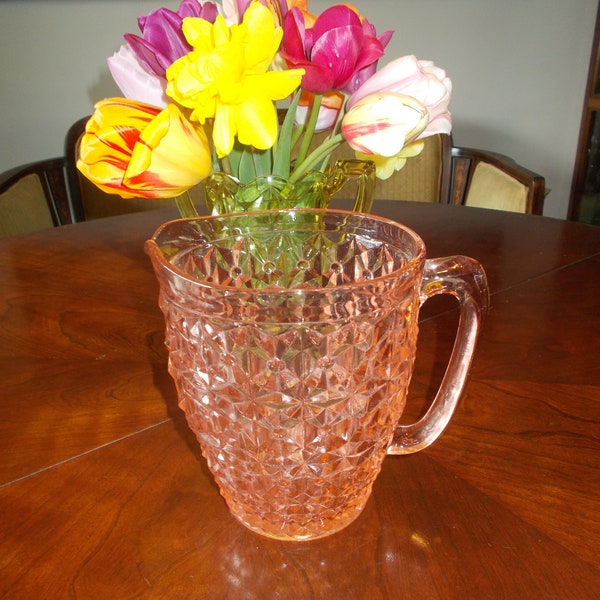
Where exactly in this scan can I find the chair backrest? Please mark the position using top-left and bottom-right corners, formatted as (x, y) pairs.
(324, 132), (452, 204)
(450, 146), (546, 214)
(0, 157), (74, 239)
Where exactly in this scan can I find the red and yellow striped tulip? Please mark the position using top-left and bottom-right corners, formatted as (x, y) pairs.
(77, 98), (212, 199)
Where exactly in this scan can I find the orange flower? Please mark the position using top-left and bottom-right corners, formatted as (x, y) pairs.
(77, 98), (211, 199)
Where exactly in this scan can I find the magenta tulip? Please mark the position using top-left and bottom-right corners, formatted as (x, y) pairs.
(281, 4), (393, 94)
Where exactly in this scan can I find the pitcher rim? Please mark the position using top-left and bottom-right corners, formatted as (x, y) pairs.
(145, 208), (427, 295)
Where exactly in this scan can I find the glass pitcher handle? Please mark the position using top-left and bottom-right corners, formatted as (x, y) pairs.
(388, 255), (489, 455)
(326, 159), (376, 213)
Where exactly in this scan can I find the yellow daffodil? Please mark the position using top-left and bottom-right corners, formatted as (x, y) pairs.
(357, 140), (425, 180)
(77, 98), (212, 199)
(166, 1), (304, 158)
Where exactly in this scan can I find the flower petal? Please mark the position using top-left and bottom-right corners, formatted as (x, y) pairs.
(77, 99), (211, 198)
(235, 96), (278, 150)
(125, 104), (212, 195)
(108, 45), (168, 107)
(342, 92), (429, 156)
(347, 55), (452, 140)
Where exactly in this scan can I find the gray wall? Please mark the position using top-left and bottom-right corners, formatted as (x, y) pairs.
(1, 0), (597, 218)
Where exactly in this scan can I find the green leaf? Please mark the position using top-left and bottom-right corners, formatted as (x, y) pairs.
(238, 148), (257, 183)
(253, 148), (272, 178)
(226, 143), (243, 178)
(272, 92), (301, 179)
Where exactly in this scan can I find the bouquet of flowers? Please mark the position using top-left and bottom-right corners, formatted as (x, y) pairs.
(77, 0), (452, 212)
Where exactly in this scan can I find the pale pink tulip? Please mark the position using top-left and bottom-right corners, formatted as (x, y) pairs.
(341, 92), (429, 156)
(347, 55), (452, 139)
(108, 44), (168, 107)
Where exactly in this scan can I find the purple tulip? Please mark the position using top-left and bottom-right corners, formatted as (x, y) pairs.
(345, 19), (393, 94)
(223, 0), (295, 25)
(126, 0), (220, 77)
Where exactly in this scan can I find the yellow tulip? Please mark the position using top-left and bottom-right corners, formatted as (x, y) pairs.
(77, 98), (212, 199)
(166, 1), (304, 158)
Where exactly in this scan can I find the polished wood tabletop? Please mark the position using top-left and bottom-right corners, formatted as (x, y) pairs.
(1, 201), (599, 599)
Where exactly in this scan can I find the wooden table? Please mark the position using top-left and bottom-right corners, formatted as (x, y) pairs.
(1, 202), (599, 599)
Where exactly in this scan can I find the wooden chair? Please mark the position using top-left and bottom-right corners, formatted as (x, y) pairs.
(307, 132), (544, 212)
(0, 157), (75, 239)
(327, 132), (452, 205)
(449, 146), (546, 215)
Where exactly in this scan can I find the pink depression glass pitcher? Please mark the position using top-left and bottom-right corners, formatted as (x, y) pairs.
(145, 209), (489, 541)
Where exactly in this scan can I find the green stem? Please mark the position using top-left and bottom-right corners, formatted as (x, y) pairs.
(175, 190), (199, 218)
(220, 155), (232, 175)
(289, 133), (344, 185)
(290, 122), (305, 151)
(295, 94), (323, 166)
(331, 95), (348, 137)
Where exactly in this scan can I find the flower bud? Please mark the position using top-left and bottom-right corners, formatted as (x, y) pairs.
(77, 99), (212, 199)
(341, 92), (429, 156)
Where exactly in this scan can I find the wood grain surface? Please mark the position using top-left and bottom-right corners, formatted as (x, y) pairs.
(1, 202), (598, 599)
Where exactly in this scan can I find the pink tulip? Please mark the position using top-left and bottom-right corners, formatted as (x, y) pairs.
(341, 92), (429, 156)
(281, 4), (393, 94)
(347, 55), (452, 139)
